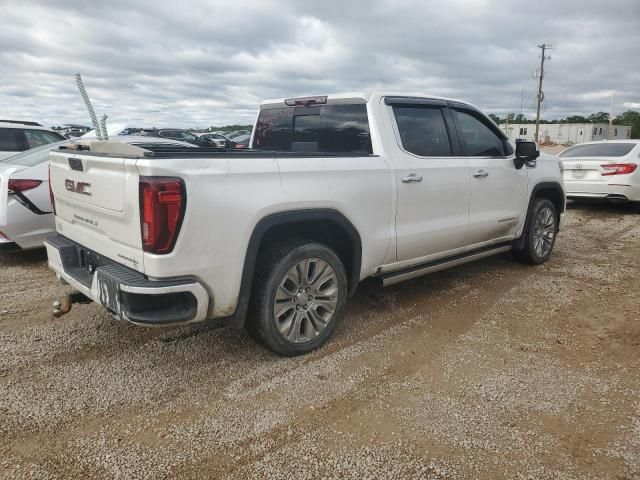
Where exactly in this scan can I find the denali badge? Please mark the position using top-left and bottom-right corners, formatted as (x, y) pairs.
(65, 179), (92, 196)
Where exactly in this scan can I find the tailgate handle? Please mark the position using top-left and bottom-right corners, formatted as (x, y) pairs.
(68, 158), (83, 172)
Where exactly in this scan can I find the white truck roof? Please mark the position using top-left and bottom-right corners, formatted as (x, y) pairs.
(260, 90), (471, 109)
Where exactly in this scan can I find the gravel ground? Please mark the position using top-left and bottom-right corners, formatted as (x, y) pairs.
(1, 202), (639, 479)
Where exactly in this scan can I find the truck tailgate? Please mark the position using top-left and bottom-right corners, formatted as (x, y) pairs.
(49, 150), (145, 272)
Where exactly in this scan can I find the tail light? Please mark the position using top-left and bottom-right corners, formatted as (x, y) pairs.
(601, 163), (637, 176)
(48, 166), (56, 214)
(139, 177), (186, 254)
(8, 179), (42, 193)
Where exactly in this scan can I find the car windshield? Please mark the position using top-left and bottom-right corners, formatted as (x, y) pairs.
(559, 143), (636, 158)
(0, 140), (69, 166)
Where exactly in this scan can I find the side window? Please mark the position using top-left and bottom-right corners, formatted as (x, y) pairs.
(24, 130), (63, 148)
(0, 128), (25, 151)
(454, 109), (506, 156)
(392, 106), (452, 156)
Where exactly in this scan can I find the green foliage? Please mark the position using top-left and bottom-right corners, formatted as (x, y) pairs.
(587, 112), (610, 123)
(207, 124), (253, 133)
(561, 115), (588, 124)
(614, 110), (640, 138)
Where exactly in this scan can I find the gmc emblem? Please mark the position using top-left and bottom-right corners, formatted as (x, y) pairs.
(65, 179), (92, 196)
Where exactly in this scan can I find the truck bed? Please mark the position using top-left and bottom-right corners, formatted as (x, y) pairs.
(57, 143), (378, 159)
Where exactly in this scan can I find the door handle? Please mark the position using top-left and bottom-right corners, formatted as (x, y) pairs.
(401, 174), (423, 183)
(473, 170), (489, 178)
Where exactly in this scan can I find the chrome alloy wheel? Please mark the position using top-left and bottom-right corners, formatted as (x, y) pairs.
(532, 207), (556, 258)
(272, 258), (339, 343)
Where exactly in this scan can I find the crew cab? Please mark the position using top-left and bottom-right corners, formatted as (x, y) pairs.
(45, 91), (565, 356)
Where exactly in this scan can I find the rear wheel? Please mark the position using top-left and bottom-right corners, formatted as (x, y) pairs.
(248, 239), (347, 356)
(514, 198), (558, 265)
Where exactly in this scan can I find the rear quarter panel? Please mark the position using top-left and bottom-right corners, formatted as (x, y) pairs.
(136, 154), (395, 318)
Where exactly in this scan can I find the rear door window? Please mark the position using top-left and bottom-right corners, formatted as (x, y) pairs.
(0, 128), (26, 151)
(392, 106), (452, 156)
(254, 104), (372, 154)
(454, 109), (507, 157)
(559, 143), (636, 158)
(24, 129), (65, 148)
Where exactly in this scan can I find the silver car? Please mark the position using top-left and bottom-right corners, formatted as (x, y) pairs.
(0, 136), (195, 250)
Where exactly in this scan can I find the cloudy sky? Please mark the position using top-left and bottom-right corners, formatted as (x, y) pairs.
(2, 0), (639, 128)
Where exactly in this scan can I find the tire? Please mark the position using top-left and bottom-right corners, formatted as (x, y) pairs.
(514, 198), (558, 265)
(248, 239), (348, 356)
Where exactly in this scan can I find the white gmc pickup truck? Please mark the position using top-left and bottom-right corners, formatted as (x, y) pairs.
(46, 91), (565, 355)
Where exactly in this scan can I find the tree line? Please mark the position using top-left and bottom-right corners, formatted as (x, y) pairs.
(488, 111), (640, 138)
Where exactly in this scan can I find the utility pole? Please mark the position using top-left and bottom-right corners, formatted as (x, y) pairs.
(608, 91), (615, 139)
(534, 44), (552, 143)
(505, 112), (509, 137)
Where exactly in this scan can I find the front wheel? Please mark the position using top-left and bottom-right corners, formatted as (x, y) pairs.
(248, 239), (348, 356)
(514, 198), (558, 265)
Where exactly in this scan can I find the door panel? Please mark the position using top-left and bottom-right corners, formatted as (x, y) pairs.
(452, 108), (528, 245)
(467, 157), (527, 243)
(389, 103), (470, 261)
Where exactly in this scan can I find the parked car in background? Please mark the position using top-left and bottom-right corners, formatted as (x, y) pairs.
(227, 129), (251, 140)
(139, 128), (221, 147)
(196, 132), (229, 148)
(0, 121), (66, 161)
(559, 140), (640, 206)
(56, 124), (92, 138)
(45, 91), (564, 356)
(0, 136), (196, 250)
(230, 133), (251, 149)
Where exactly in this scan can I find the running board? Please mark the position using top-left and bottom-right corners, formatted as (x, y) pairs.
(378, 244), (513, 287)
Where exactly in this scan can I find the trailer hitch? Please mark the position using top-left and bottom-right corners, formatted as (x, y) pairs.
(52, 292), (92, 318)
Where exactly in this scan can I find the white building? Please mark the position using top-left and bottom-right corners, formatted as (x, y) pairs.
(499, 123), (632, 144)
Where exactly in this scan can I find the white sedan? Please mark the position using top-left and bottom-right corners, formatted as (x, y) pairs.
(0, 136), (195, 250)
(559, 140), (640, 205)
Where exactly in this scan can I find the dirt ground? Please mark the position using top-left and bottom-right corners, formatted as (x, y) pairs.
(0, 202), (639, 480)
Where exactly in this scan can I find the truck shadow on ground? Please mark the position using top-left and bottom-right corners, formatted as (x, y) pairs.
(0, 244), (47, 267)
(566, 199), (639, 215)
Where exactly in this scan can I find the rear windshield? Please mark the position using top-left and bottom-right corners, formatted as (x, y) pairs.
(559, 143), (636, 158)
(0, 140), (69, 166)
(253, 104), (372, 154)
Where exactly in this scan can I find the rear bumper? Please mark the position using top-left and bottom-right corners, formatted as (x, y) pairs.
(44, 234), (210, 326)
(564, 181), (640, 202)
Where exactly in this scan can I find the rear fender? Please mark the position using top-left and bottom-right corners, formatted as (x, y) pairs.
(227, 209), (361, 329)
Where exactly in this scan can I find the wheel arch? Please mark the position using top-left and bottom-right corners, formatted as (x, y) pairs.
(227, 209), (362, 328)
(515, 181), (565, 251)
(530, 181), (566, 222)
